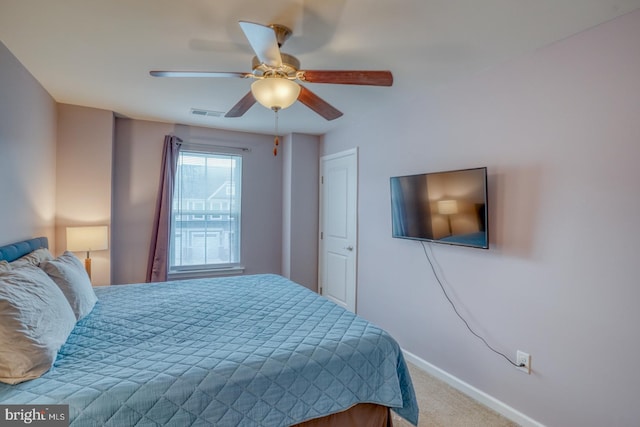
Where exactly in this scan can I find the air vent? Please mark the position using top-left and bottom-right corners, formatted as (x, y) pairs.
(190, 108), (225, 118)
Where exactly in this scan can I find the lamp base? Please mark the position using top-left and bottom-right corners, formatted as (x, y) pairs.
(84, 256), (92, 279)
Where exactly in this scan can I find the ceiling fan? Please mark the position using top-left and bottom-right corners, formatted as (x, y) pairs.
(150, 21), (393, 121)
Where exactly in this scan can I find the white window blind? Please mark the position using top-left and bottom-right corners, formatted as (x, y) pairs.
(170, 150), (242, 272)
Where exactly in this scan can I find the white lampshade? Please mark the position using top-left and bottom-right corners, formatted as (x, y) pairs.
(437, 200), (459, 215)
(66, 226), (109, 252)
(251, 77), (301, 110)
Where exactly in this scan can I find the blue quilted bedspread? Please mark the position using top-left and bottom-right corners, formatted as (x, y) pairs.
(0, 274), (418, 426)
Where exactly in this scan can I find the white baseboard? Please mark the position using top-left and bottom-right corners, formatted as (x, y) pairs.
(402, 349), (545, 427)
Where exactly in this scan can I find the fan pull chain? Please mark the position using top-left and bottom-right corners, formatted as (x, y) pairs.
(273, 107), (280, 156)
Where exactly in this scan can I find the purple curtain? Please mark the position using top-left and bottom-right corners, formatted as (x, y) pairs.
(146, 135), (181, 282)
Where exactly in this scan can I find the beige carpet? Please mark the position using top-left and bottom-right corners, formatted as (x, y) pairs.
(392, 362), (519, 427)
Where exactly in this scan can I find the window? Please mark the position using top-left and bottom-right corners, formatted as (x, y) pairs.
(170, 150), (242, 273)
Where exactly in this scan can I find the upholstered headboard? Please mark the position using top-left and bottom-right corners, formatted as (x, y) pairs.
(0, 237), (49, 262)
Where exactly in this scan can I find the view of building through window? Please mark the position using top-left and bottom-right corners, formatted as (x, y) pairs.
(170, 150), (242, 271)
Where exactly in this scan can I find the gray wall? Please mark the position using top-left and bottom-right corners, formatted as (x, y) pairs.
(321, 9), (640, 427)
(0, 42), (57, 247)
(112, 119), (285, 285)
(55, 104), (114, 286)
(0, 41), (319, 286)
(282, 133), (320, 291)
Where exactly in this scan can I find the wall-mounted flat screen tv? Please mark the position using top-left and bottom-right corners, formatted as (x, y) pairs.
(390, 167), (488, 249)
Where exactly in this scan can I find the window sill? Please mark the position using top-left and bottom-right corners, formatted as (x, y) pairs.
(168, 266), (245, 281)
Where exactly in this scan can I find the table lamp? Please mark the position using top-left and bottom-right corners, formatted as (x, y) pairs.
(437, 200), (458, 236)
(66, 225), (109, 279)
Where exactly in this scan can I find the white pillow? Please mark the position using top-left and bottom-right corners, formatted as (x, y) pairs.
(0, 266), (76, 384)
(41, 251), (97, 320)
(9, 247), (54, 269)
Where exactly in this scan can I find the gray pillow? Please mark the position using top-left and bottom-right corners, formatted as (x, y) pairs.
(9, 247), (54, 268)
(0, 266), (76, 384)
(0, 261), (10, 273)
(41, 251), (98, 321)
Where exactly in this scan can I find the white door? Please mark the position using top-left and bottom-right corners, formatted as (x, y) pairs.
(319, 148), (357, 312)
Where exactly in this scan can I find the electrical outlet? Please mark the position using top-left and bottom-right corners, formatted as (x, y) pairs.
(516, 350), (531, 374)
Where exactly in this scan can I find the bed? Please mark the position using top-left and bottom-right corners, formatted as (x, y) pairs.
(0, 237), (418, 426)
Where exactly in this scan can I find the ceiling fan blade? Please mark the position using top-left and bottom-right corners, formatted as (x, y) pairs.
(299, 70), (393, 86)
(239, 21), (282, 68)
(150, 71), (252, 78)
(225, 91), (256, 118)
(297, 86), (343, 121)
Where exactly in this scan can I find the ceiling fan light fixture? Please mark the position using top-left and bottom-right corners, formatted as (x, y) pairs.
(251, 76), (300, 110)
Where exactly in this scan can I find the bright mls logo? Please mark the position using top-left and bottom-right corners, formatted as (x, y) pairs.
(1, 405), (68, 426)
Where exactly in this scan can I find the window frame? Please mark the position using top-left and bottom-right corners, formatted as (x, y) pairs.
(168, 146), (243, 279)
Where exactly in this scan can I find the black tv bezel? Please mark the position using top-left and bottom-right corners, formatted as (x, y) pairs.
(390, 167), (489, 249)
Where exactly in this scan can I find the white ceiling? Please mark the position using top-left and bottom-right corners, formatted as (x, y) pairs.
(2, 0), (640, 136)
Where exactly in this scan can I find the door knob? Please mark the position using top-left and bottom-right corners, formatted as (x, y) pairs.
(345, 246), (353, 251)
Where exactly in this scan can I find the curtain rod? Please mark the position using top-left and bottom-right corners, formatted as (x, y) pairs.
(179, 140), (251, 153)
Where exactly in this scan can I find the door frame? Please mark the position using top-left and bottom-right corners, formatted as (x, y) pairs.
(318, 147), (358, 313)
